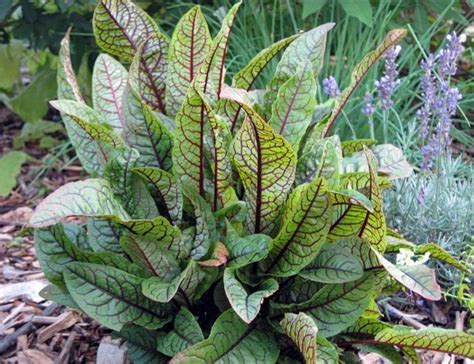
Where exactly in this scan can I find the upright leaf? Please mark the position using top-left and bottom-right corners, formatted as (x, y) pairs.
(171, 310), (279, 363)
(224, 268), (278, 323)
(156, 307), (204, 357)
(299, 243), (363, 283)
(122, 85), (173, 171)
(87, 218), (123, 254)
(269, 64), (316, 149)
(322, 29), (406, 137)
(93, 0), (168, 112)
(165, 6), (211, 115)
(132, 167), (183, 224)
(271, 273), (375, 337)
(260, 177), (331, 277)
(92, 54), (128, 132)
(30, 179), (129, 227)
(229, 102), (297, 234)
(64, 262), (172, 331)
(57, 28), (84, 103)
(225, 232), (273, 268)
(264, 23), (334, 111)
(280, 313), (319, 364)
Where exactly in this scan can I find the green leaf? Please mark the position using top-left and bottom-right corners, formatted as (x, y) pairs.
(322, 29), (406, 137)
(338, 0), (373, 26)
(416, 243), (470, 273)
(302, 0), (328, 19)
(269, 65), (317, 149)
(229, 101), (297, 234)
(171, 309), (279, 363)
(373, 249), (442, 301)
(64, 262), (172, 331)
(122, 86), (174, 171)
(220, 34), (300, 132)
(165, 5), (211, 116)
(374, 326), (474, 359)
(120, 235), (179, 281)
(117, 326), (168, 364)
(86, 218), (123, 254)
(132, 167), (183, 224)
(224, 268), (278, 323)
(342, 144), (413, 180)
(341, 139), (377, 156)
(225, 232), (272, 269)
(271, 273), (375, 337)
(343, 317), (392, 337)
(0, 41), (23, 90)
(329, 189), (374, 213)
(39, 284), (80, 310)
(184, 187), (217, 259)
(156, 307), (204, 357)
(299, 243), (363, 283)
(117, 217), (188, 259)
(329, 150), (386, 252)
(280, 313), (321, 364)
(30, 179), (129, 227)
(0, 151), (29, 197)
(264, 23), (334, 112)
(92, 53), (128, 132)
(10, 69), (57, 123)
(260, 177), (331, 277)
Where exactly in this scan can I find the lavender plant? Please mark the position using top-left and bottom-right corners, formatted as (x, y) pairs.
(29, 1), (473, 362)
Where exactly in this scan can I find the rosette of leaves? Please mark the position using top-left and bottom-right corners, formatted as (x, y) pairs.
(30, 1), (474, 363)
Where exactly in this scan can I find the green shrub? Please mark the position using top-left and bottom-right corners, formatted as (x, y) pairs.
(30, 1), (473, 362)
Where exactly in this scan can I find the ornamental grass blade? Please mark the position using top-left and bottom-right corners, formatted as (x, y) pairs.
(171, 309), (279, 364)
(322, 29), (407, 137)
(329, 149), (386, 252)
(229, 101), (296, 234)
(260, 177), (331, 277)
(156, 307), (204, 357)
(299, 243), (364, 283)
(280, 313), (319, 364)
(269, 64), (317, 149)
(224, 268), (278, 323)
(30, 179), (130, 227)
(93, 0), (168, 112)
(122, 84), (173, 171)
(373, 249), (442, 301)
(271, 273), (375, 337)
(64, 262), (172, 331)
(92, 54), (128, 132)
(165, 5), (211, 115)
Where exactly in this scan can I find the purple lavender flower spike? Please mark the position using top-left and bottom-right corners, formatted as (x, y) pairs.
(361, 93), (375, 117)
(417, 54), (436, 139)
(375, 45), (401, 110)
(322, 76), (340, 98)
(438, 32), (466, 78)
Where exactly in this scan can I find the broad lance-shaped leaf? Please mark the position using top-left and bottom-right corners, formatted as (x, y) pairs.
(116, 326), (168, 364)
(57, 31), (104, 176)
(165, 5), (211, 116)
(156, 307), (204, 357)
(260, 177), (331, 277)
(271, 273), (375, 337)
(341, 138), (377, 156)
(416, 243), (470, 273)
(225, 230), (272, 268)
(224, 268), (278, 323)
(201, 93), (233, 211)
(132, 167), (183, 224)
(103, 146), (159, 219)
(329, 149), (386, 252)
(92, 53), (127, 132)
(263, 23), (334, 112)
(93, 0), (168, 112)
(30, 179), (129, 228)
(171, 309), (279, 364)
(373, 326), (474, 359)
(64, 262), (172, 331)
(120, 235), (179, 281)
(372, 249), (441, 300)
(269, 64), (316, 149)
(87, 218), (123, 254)
(216, 34), (299, 132)
(122, 84), (173, 171)
(322, 29), (407, 137)
(229, 101), (296, 234)
(299, 243), (363, 283)
(280, 313), (338, 363)
(342, 144), (413, 180)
